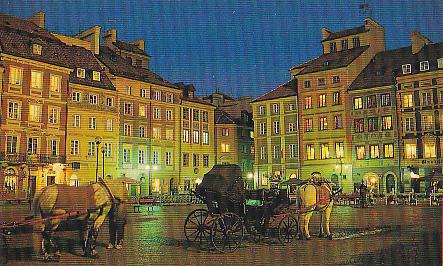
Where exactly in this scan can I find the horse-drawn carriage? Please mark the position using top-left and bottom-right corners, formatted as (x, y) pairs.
(184, 165), (335, 252)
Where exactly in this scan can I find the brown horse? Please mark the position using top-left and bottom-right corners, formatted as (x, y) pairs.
(32, 178), (128, 260)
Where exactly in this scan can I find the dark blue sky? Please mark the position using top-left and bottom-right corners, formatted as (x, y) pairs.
(1, 0), (442, 98)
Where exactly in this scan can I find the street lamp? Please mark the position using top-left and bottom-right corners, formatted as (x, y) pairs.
(101, 146), (106, 179)
(94, 136), (102, 182)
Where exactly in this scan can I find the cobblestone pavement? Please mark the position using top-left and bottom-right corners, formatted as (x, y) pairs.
(1, 203), (441, 265)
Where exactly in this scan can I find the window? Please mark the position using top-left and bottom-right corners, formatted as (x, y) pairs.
(139, 105), (146, 117)
(273, 121), (280, 134)
(221, 143), (230, 153)
(379, 93), (390, 107)
(154, 91), (162, 101)
(88, 117), (96, 130)
(202, 131), (209, 144)
(124, 124), (132, 136)
(126, 86), (132, 96)
(203, 155), (209, 167)
(368, 117), (378, 132)
(162, 128), (172, 141)
(367, 95), (377, 108)
(27, 138), (38, 154)
(402, 64), (411, 74)
(72, 92), (81, 102)
(316, 78), (325, 86)
(438, 58), (443, 69)
(305, 118), (313, 132)
(341, 39), (348, 50)
(87, 141), (96, 156)
(6, 136), (18, 154)
(354, 97), (363, 109)
(183, 129), (189, 142)
(332, 92), (340, 105)
(352, 37), (360, 48)
(289, 144), (296, 158)
(370, 145), (380, 159)
(320, 143), (330, 159)
(31, 71), (43, 89)
(260, 146), (266, 160)
(423, 142), (436, 158)
(403, 94), (414, 107)
(259, 106), (266, 115)
(405, 117), (414, 132)
(153, 151), (159, 165)
(420, 61), (429, 71)
(138, 150), (145, 164)
(304, 96), (312, 109)
(140, 88), (147, 98)
(273, 104), (279, 113)
(288, 103), (295, 111)
(304, 80), (311, 88)
(222, 128), (229, 136)
(153, 127), (161, 139)
(106, 119), (113, 131)
(335, 142), (344, 158)
(193, 110), (200, 121)
(70, 140), (79, 155)
(104, 143), (112, 157)
(260, 123), (266, 135)
(32, 43), (42, 55)
(193, 154), (199, 167)
(332, 76), (340, 83)
(139, 126), (146, 138)
(152, 108), (161, 119)
(50, 75), (61, 92)
(183, 153), (189, 167)
(422, 92), (432, 106)
(334, 115), (342, 129)
(329, 42), (337, 52)
(124, 103), (133, 115)
(166, 93), (174, 103)
(382, 116), (392, 130)
(384, 144), (394, 158)
(166, 110), (172, 121)
(288, 123), (296, 132)
(422, 115), (434, 131)
(273, 146), (280, 159)
(165, 151), (172, 165)
(123, 148), (131, 164)
(193, 130), (199, 143)
(404, 143), (417, 159)
(9, 67), (23, 86)
(354, 118), (364, 133)
(356, 145), (365, 160)
(202, 111), (208, 122)
(318, 94), (326, 107)
(92, 71), (101, 81)
(74, 115), (81, 128)
(8, 101), (20, 119)
(89, 94), (98, 105)
(76, 68), (85, 78)
(49, 107), (60, 124)
(306, 144), (315, 160)
(29, 104), (41, 122)
(319, 117), (328, 130)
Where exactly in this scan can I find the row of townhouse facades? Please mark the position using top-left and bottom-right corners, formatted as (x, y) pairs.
(0, 12), (242, 199)
(253, 18), (443, 193)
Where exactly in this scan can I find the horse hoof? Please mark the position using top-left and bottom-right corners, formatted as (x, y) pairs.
(305, 237), (311, 241)
(326, 234), (333, 240)
(318, 233), (324, 238)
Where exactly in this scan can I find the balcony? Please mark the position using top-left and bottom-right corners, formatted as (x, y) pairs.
(0, 153), (66, 164)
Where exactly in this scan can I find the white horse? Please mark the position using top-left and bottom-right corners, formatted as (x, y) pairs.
(296, 181), (334, 240)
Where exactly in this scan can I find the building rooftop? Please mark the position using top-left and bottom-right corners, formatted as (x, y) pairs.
(215, 108), (236, 124)
(322, 25), (368, 42)
(290, 45), (369, 75)
(113, 40), (149, 56)
(253, 79), (298, 103)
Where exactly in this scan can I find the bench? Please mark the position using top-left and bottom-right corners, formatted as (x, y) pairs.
(139, 198), (156, 212)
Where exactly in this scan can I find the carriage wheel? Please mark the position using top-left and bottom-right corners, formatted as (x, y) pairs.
(211, 213), (244, 253)
(184, 209), (212, 248)
(278, 215), (298, 245)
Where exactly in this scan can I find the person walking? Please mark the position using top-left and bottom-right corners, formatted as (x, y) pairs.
(107, 201), (127, 249)
(358, 180), (367, 208)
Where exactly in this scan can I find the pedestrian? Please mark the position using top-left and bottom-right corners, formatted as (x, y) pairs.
(358, 180), (367, 208)
(107, 201), (127, 250)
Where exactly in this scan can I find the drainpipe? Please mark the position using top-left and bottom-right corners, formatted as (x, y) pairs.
(296, 99), (302, 179)
(393, 73), (403, 193)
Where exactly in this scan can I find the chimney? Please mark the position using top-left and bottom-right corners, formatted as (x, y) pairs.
(75, 26), (101, 55)
(103, 29), (117, 45)
(130, 39), (145, 51)
(411, 32), (432, 54)
(28, 11), (45, 28)
(322, 28), (331, 41)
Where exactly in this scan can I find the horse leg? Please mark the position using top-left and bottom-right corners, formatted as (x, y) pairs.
(324, 202), (333, 239)
(318, 212), (324, 238)
(303, 212), (313, 240)
(41, 219), (62, 261)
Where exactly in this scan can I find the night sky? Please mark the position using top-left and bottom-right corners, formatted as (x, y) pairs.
(1, 0), (442, 98)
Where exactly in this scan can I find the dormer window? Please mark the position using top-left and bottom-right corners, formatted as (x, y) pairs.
(438, 58), (443, 69)
(92, 71), (101, 81)
(32, 44), (42, 55)
(402, 64), (411, 74)
(77, 68), (86, 78)
(341, 39), (348, 50)
(332, 76), (340, 83)
(352, 37), (360, 48)
(420, 61), (429, 71)
(304, 80), (311, 88)
(329, 42), (337, 53)
(323, 61), (330, 67)
(318, 78), (326, 86)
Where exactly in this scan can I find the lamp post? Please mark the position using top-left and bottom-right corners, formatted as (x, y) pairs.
(139, 176), (145, 198)
(94, 136), (102, 183)
(101, 146), (106, 179)
(336, 157), (344, 189)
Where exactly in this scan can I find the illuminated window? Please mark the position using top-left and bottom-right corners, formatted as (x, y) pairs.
(106, 119), (113, 131)
(382, 116), (392, 130)
(273, 121), (280, 134)
(288, 123), (296, 132)
(76, 68), (85, 78)
(354, 118), (364, 133)
(260, 146), (266, 160)
(193, 130), (199, 143)
(260, 123), (266, 135)
(334, 115), (342, 129)
(319, 117), (328, 130)
(166, 129), (174, 141)
(259, 106), (266, 115)
(183, 129), (189, 142)
(104, 143), (112, 157)
(423, 142), (436, 158)
(320, 143), (330, 159)
(319, 94), (326, 107)
(31, 70), (43, 89)
(354, 97), (363, 110)
(304, 96), (312, 109)
(139, 105), (146, 117)
(222, 128), (229, 136)
(9, 67), (23, 86)
(88, 141), (96, 156)
(422, 92), (432, 106)
(153, 151), (159, 165)
(403, 94), (413, 107)
(333, 92), (340, 105)
(154, 91), (162, 101)
(49, 107), (60, 124)
(8, 101), (20, 120)
(202, 131), (209, 144)
(289, 144), (296, 158)
(32, 43), (42, 55)
(438, 58), (443, 69)
(126, 86), (132, 95)
(356, 145), (365, 160)
(92, 71), (101, 81)
(306, 144), (315, 160)
(384, 144), (394, 158)
(153, 127), (161, 139)
(288, 103), (295, 111)
(221, 143), (230, 153)
(305, 118), (313, 132)
(370, 145), (379, 159)
(50, 74), (61, 92)
(404, 143), (417, 159)
(335, 142), (344, 158)
(6, 136), (18, 154)
(419, 61), (429, 71)
(29, 104), (41, 122)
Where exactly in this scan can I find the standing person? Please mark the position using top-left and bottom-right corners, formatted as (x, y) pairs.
(107, 201), (127, 249)
(358, 180), (367, 208)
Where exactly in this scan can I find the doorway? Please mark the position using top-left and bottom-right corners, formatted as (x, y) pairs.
(386, 174), (395, 193)
(29, 176), (36, 199)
